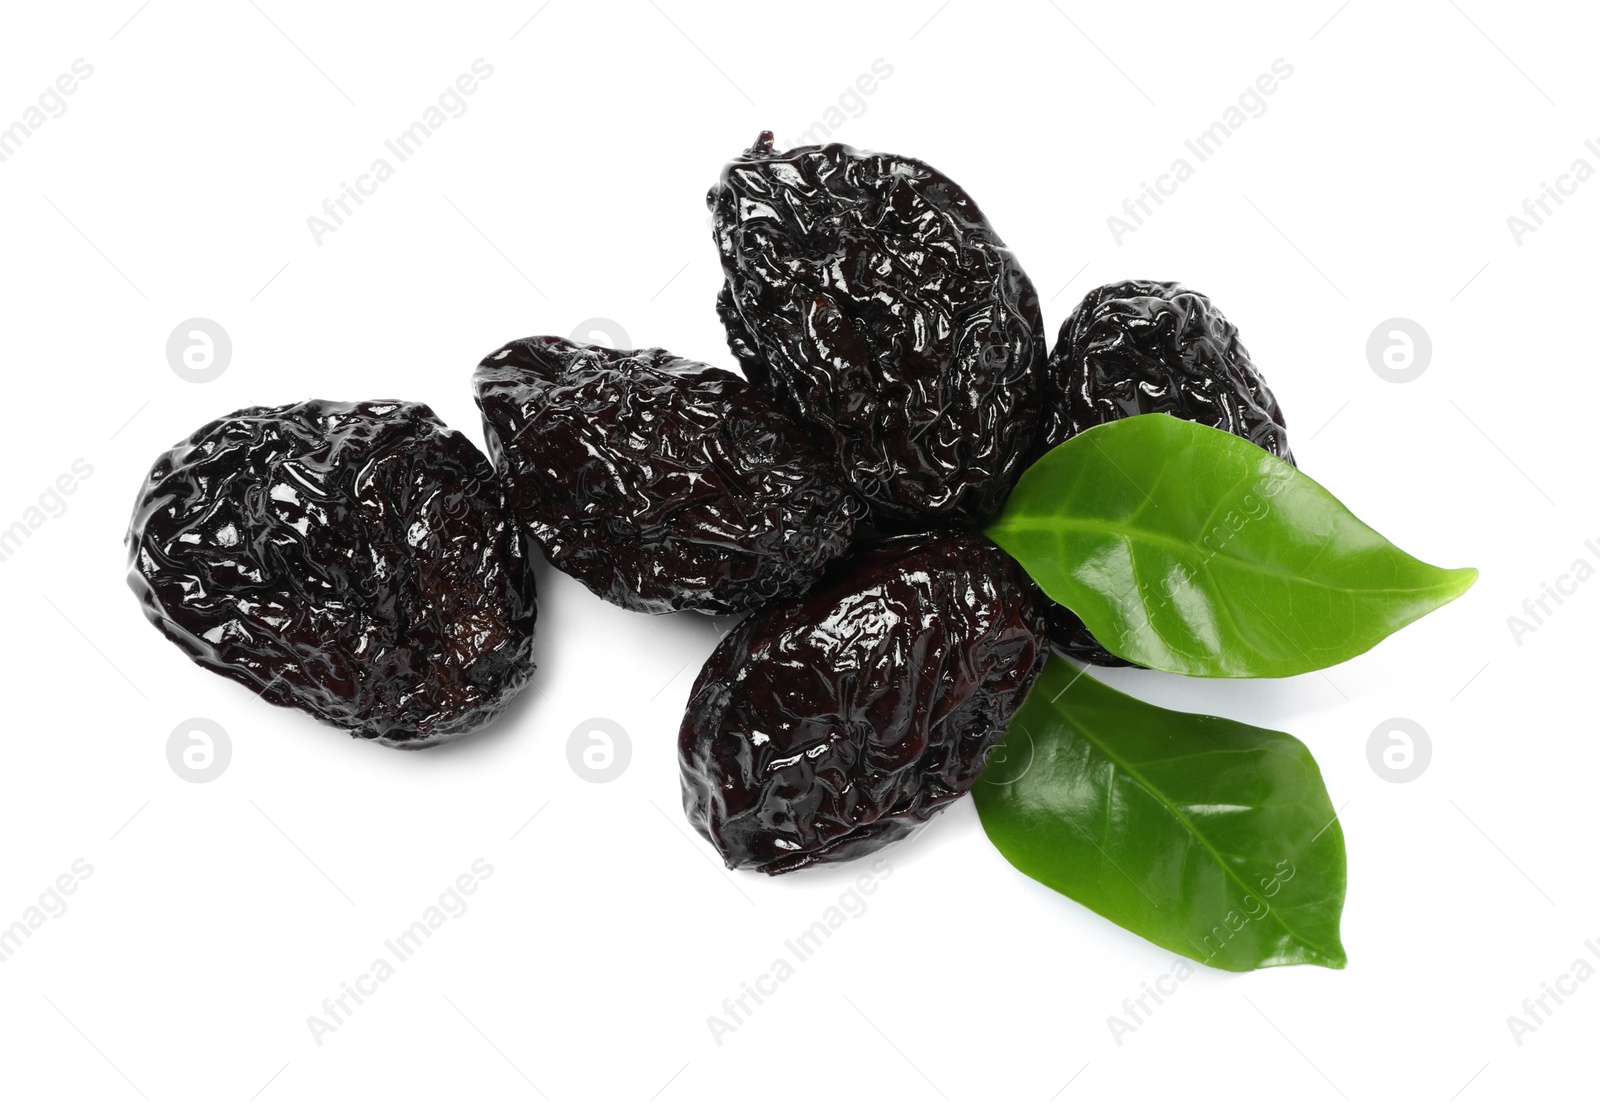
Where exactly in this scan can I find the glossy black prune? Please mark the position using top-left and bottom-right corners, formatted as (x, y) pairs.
(710, 132), (1046, 527)
(1036, 279), (1294, 462)
(1036, 280), (1296, 665)
(475, 337), (863, 615)
(679, 531), (1049, 874)
(127, 399), (537, 747)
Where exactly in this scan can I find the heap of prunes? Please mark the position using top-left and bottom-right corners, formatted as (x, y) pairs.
(127, 132), (1292, 872)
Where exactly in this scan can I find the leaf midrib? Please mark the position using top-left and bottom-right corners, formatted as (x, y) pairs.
(993, 516), (1465, 598)
(1051, 693), (1340, 962)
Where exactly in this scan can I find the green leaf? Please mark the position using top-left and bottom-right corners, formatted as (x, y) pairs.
(974, 659), (1347, 971)
(984, 414), (1477, 677)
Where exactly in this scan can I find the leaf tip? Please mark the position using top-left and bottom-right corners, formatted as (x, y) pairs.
(1443, 565), (1480, 600)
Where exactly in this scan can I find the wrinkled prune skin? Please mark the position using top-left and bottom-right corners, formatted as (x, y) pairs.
(1036, 279), (1294, 462)
(710, 132), (1047, 528)
(679, 532), (1048, 874)
(475, 337), (863, 615)
(127, 400), (537, 747)
(1036, 280), (1296, 665)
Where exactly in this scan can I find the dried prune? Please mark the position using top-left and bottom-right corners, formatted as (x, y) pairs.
(710, 132), (1046, 527)
(1036, 279), (1294, 462)
(1035, 280), (1296, 664)
(679, 531), (1048, 874)
(475, 336), (863, 616)
(127, 399), (537, 747)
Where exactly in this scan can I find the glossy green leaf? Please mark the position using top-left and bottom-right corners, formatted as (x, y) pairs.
(974, 659), (1347, 971)
(984, 413), (1477, 677)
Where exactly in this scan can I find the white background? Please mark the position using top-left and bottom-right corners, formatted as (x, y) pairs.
(0, 2), (1593, 1100)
